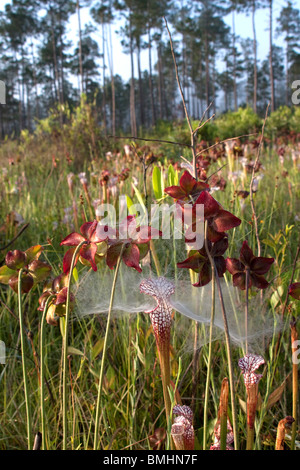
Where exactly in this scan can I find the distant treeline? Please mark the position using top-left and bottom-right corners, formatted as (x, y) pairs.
(0, 0), (299, 138)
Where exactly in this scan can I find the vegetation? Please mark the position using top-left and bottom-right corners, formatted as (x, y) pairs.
(0, 0), (299, 454)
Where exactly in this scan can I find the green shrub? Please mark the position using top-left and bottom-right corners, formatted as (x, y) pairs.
(213, 107), (262, 140)
(265, 105), (294, 137)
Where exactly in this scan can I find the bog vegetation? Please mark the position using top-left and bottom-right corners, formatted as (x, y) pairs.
(0, 0), (300, 452)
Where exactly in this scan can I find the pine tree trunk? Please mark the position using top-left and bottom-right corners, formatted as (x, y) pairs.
(77, 0), (84, 95)
(252, 0), (257, 113)
(137, 44), (145, 129)
(269, 0), (275, 111)
(148, 26), (156, 127)
(232, 7), (237, 111)
(50, 11), (60, 104)
(129, 16), (137, 137)
(31, 43), (40, 120)
(108, 22), (116, 136)
(102, 18), (107, 134)
(205, 33), (210, 110)
(58, 19), (65, 106)
(157, 41), (163, 120)
(285, 40), (289, 106)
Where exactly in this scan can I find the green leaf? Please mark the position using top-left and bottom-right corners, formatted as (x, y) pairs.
(167, 164), (178, 187)
(25, 245), (43, 263)
(91, 338), (104, 361)
(270, 285), (284, 310)
(131, 183), (146, 214)
(28, 260), (52, 283)
(266, 373), (291, 410)
(67, 346), (84, 357)
(152, 166), (164, 200)
(0, 265), (16, 284)
(59, 316), (65, 338)
(72, 266), (79, 283)
(262, 239), (276, 250)
(126, 195), (137, 216)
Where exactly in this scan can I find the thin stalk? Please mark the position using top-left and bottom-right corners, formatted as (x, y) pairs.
(93, 244), (125, 450)
(163, 17), (197, 180)
(40, 294), (55, 450)
(62, 240), (87, 450)
(18, 268), (33, 450)
(214, 265), (239, 450)
(203, 221), (238, 448)
(290, 319), (298, 450)
(245, 268), (250, 355)
(249, 103), (270, 257)
(203, 242), (215, 450)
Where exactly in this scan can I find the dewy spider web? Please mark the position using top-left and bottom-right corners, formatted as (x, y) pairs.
(73, 256), (282, 354)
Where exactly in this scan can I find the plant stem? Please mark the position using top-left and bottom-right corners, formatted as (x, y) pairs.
(245, 268), (250, 355)
(40, 295), (55, 450)
(290, 319), (298, 450)
(93, 244), (124, 450)
(62, 241), (87, 450)
(203, 262), (215, 450)
(214, 265), (239, 450)
(203, 222), (238, 449)
(18, 268), (33, 450)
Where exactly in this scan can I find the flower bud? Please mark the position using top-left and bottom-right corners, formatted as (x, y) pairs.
(5, 250), (27, 270)
(46, 304), (58, 326)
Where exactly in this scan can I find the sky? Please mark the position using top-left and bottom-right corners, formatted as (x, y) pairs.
(1, 0), (300, 83)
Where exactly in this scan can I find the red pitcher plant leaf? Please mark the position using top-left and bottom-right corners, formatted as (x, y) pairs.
(226, 241), (274, 290)
(60, 219), (112, 273)
(289, 282), (300, 300)
(164, 170), (209, 202)
(177, 237), (228, 287)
